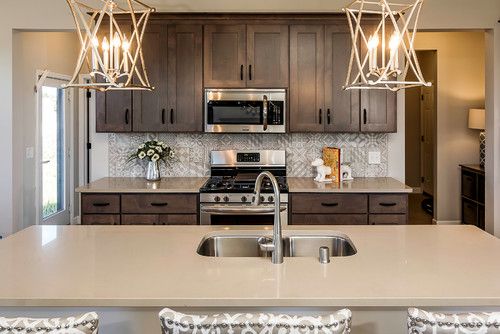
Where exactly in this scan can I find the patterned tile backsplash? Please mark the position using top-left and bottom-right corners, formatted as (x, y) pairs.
(108, 133), (388, 178)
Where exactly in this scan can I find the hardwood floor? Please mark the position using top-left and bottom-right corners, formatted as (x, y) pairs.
(408, 193), (434, 225)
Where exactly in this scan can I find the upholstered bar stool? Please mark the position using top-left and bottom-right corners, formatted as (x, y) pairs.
(0, 312), (98, 333)
(408, 308), (500, 333)
(159, 308), (352, 334)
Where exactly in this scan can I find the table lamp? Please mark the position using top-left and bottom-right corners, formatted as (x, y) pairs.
(468, 108), (485, 168)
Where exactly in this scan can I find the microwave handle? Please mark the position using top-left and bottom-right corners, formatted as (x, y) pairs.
(263, 95), (268, 131)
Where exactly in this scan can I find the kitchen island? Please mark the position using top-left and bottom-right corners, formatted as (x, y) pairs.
(0, 225), (499, 333)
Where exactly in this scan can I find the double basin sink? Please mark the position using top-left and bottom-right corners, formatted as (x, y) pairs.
(197, 232), (357, 258)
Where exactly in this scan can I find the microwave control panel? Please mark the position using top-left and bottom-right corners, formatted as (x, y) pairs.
(237, 153), (261, 163)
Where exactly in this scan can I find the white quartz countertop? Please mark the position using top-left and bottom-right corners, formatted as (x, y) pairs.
(288, 177), (413, 193)
(75, 177), (208, 193)
(0, 225), (499, 307)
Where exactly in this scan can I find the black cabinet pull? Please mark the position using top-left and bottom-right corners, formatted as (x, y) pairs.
(249, 65), (252, 80)
(379, 202), (397, 207)
(92, 203), (110, 207)
(363, 109), (367, 124)
(321, 202), (339, 207)
(125, 109), (130, 125)
(161, 109), (166, 124)
(327, 109), (331, 124)
(170, 109), (174, 124)
(151, 202), (169, 207)
(240, 65), (244, 81)
(319, 109), (323, 125)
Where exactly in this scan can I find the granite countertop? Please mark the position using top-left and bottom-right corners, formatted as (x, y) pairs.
(288, 177), (413, 193)
(77, 177), (411, 194)
(75, 177), (209, 193)
(0, 225), (499, 307)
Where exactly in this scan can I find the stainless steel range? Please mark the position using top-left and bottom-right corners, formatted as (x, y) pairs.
(199, 150), (289, 225)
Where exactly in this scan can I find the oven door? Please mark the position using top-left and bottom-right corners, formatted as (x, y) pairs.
(200, 204), (288, 225)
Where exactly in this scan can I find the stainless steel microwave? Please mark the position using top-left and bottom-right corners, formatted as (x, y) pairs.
(204, 89), (286, 133)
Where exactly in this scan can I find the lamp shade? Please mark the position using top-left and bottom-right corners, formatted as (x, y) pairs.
(468, 109), (485, 130)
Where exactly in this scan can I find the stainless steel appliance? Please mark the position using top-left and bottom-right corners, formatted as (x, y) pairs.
(204, 89), (286, 133)
(199, 150), (289, 225)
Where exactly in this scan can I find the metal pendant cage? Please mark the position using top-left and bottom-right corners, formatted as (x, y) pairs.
(64, 0), (155, 91)
(343, 0), (431, 91)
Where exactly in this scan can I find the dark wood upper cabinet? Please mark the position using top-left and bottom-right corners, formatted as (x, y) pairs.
(96, 89), (132, 132)
(167, 25), (203, 132)
(133, 24), (168, 132)
(133, 24), (203, 132)
(289, 25), (325, 132)
(360, 90), (397, 132)
(204, 25), (246, 88)
(324, 25), (360, 132)
(246, 25), (289, 88)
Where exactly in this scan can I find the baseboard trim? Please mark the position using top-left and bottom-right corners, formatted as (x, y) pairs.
(434, 220), (461, 225)
(72, 216), (81, 225)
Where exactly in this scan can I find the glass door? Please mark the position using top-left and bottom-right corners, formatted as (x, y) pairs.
(38, 76), (71, 225)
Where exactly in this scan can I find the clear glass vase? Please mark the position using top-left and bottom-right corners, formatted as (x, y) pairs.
(146, 160), (161, 181)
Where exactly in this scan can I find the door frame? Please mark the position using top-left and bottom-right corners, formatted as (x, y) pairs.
(34, 70), (75, 225)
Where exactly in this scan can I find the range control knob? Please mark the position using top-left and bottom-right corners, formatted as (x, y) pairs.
(260, 196), (265, 203)
(223, 196), (230, 203)
(214, 196), (221, 203)
(241, 196), (248, 203)
(268, 196), (274, 203)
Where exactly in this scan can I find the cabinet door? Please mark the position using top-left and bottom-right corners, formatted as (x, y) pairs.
(96, 90), (132, 132)
(167, 25), (203, 132)
(289, 25), (325, 132)
(324, 25), (360, 132)
(360, 89), (397, 132)
(95, 25), (133, 133)
(133, 24), (168, 132)
(204, 25), (246, 88)
(247, 25), (289, 88)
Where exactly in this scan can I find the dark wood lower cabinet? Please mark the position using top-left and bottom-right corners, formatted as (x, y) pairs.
(460, 165), (485, 230)
(290, 193), (408, 225)
(81, 193), (199, 225)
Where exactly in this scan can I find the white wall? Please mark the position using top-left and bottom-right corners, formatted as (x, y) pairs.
(413, 32), (486, 223)
(1, 0), (500, 237)
(12, 31), (80, 233)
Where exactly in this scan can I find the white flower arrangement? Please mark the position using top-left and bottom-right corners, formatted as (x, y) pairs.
(128, 140), (175, 164)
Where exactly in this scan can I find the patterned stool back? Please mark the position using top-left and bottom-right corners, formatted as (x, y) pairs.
(0, 312), (98, 333)
(408, 308), (500, 334)
(159, 308), (352, 334)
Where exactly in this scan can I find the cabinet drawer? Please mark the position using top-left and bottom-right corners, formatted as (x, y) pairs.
(81, 214), (120, 225)
(369, 194), (408, 214)
(291, 214), (368, 225)
(462, 171), (477, 200)
(121, 194), (197, 214)
(291, 194), (367, 214)
(369, 214), (407, 225)
(122, 214), (198, 225)
(81, 194), (120, 214)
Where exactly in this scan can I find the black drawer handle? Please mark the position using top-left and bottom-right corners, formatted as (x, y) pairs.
(125, 109), (130, 125)
(319, 109), (323, 125)
(92, 203), (110, 207)
(161, 108), (166, 124)
(249, 64), (252, 80)
(363, 109), (367, 124)
(240, 65), (244, 81)
(321, 202), (339, 207)
(327, 108), (331, 124)
(379, 202), (397, 207)
(151, 202), (169, 207)
(170, 108), (174, 124)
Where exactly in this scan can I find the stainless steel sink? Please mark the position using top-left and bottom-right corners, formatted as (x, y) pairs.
(197, 233), (357, 258)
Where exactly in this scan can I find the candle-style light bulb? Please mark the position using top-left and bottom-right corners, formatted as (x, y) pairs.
(367, 34), (379, 71)
(102, 37), (110, 72)
(113, 32), (121, 71)
(122, 35), (130, 73)
(389, 33), (400, 71)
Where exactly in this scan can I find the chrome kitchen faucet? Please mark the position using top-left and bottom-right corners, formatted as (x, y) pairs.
(253, 171), (284, 264)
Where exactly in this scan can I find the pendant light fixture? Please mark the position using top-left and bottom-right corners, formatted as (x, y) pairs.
(343, 0), (431, 91)
(64, 0), (155, 91)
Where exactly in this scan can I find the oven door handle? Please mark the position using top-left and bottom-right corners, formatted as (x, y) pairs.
(263, 95), (268, 132)
(201, 205), (286, 215)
